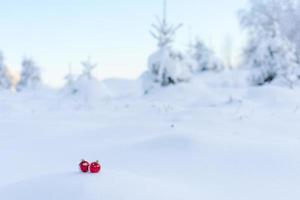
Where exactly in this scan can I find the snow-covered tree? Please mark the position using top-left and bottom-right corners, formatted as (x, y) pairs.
(64, 64), (77, 95)
(147, 0), (191, 87)
(80, 58), (97, 80)
(62, 59), (110, 105)
(150, 0), (182, 49)
(189, 40), (224, 73)
(63, 59), (98, 96)
(17, 58), (41, 91)
(240, 0), (300, 86)
(0, 51), (12, 90)
(277, 0), (300, 56)
(243, 0), (300, 61)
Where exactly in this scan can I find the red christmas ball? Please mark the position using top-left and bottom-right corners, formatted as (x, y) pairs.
(90, 161), (101, 173)
(79, 160), (90, 173)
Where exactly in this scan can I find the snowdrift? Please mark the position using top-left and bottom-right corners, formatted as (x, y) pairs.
(1, 70), (300, 200)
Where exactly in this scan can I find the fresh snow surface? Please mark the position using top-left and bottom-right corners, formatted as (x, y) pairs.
(1, 71), (300, 200)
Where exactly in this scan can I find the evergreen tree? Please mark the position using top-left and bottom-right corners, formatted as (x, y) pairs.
(80, 58), (97, 80)
(190, 40), (224, 72)
(64, 64), (77, 94)
(150, 0), (182, 49)
(147, 0), (191, 87)
(17, 58), (41, 91)
(0, 51), (12, 90)
(64, 58), (99, 96)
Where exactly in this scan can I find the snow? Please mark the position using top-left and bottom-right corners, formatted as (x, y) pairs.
(0, 71), (300, 199)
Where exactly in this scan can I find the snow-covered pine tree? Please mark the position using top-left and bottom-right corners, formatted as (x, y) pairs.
(189, 40), (224, 73)
(63, 58), (98, 96)
(150, 0), (182, 49)
(0, 51), (12, 90)
(17, 58), (41, 91)
(66, 58), (101, 97)
(80, 58), (97, 80)
(64, 64), (78, 95)
(63, 58), (110, 105)
(240, 0), (300, 87)
(147, 0), (191, 87)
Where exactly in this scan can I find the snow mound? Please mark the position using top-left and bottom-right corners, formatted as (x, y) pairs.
(60, 76), (112, 108)
(0, 171), (189, 200)
(103, 78), (143, 98)
(144, 77), (229, 107)
(246, 85), (300, 107)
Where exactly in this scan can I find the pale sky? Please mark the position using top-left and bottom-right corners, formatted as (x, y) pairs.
(0, 0), (247, 87)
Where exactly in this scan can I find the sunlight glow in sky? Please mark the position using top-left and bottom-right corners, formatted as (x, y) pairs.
(0, 0), (247, 87)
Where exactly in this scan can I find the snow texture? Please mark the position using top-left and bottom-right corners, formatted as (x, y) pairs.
(1, 71), (300, 200)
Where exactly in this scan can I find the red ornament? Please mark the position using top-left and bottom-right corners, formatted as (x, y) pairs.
(79, 159), (90, 173)
(90, 161), (101, 173)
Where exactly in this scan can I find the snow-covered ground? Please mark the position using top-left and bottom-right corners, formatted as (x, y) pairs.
(1, 71), (300, 200)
